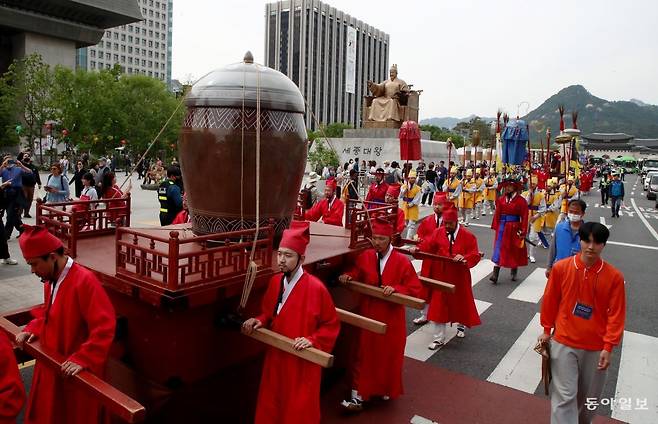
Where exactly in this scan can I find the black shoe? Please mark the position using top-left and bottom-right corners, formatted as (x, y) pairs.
(489, 266), (500, 284)
(511, 268), (518, 281)
(23, 214), (32, 218)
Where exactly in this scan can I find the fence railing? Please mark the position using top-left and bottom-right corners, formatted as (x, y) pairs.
(35, 195), (131, 258)
(345, 199), (399, 248)
(115, 226), (274, 297)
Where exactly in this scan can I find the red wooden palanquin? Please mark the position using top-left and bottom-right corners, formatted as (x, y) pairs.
(114, 226), (274, 307)
(344, 199), (400, 248)
(35, 196), (132, 258)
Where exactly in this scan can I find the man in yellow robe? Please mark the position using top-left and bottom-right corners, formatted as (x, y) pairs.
(400, 170), (422, 239)
(522, 175), (547, 263)
(459, 168), (477, 227)
(484, 167), (498, 215)
(443, 166), (462, 209)
(367, 64), (409, 122)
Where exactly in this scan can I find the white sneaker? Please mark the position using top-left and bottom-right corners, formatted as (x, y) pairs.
(529, 256), (536, 263)
(482, 212), (487, 216)
(413, 316), (428, 325)
(456, 328), (465, 338)
(1, 258), (18, 265)
(428, 339), (445, 350)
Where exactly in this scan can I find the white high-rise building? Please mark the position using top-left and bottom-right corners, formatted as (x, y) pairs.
(265, 0), (390, 129)
(77, 0), (173, 87)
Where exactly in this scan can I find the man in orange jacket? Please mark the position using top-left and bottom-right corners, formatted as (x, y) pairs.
(538, 222), (625, 424)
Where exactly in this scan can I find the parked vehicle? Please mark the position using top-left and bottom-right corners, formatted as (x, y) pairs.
(648, 175), (658, 201)
(643, 171), (658, 191)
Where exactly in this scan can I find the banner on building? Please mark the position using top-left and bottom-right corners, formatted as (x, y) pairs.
(345, 26), (356, 94)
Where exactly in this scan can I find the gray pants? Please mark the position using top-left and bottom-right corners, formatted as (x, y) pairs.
(550, 340), (607, 424)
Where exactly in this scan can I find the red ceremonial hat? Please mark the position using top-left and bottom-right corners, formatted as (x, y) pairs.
(18, 225), (63, 259)
(433, 191), (447, 206)
(386, 183), (401, 198)
(442, 205), (459, 222)
(279, 221), (310, 256)
(371, 217), (393, 237)
(326, 177), (337, 191)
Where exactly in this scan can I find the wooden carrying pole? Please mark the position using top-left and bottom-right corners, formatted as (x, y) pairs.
(0, 317), (146, 423)
(418, 276), (456, 293)
(344, 280), (425, 310)
(246, 327), (334, 368)
(336, 308), (387, 334)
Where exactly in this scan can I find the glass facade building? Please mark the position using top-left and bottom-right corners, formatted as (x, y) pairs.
(265, 0), (389, 129)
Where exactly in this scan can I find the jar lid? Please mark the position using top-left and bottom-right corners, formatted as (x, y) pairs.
(185, 51), (306, 113)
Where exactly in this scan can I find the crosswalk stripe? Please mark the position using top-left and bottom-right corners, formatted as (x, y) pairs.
(411, 259), (422, 273)
(507, 268), (547, 304)
(470, 259), (495, 287)
(405, 300), (492, 361)
(411, 258), (494, 287)
(612, 331), (658, 423)
(486, 313), (542, 393)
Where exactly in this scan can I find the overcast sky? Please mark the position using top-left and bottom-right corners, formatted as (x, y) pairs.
(172, 0), (658, 119)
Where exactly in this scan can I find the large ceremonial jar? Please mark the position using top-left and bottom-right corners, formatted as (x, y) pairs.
(180, 52), (307, 236)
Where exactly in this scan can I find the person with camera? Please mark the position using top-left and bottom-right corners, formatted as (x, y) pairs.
(1, 155), (32, 239)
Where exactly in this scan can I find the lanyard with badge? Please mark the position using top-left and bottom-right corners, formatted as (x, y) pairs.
(572, 262), (600, 320)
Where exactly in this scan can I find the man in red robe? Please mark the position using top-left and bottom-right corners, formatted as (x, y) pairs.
(339, 219), (422, 411)
(15, 225), (116, 424)
(490, 177), (529, 284)
(304, 179), (345, 227)
(416, 191), (447, 242)
(417, 205), (481, 349)
(242, 221), (340, 424)
(412, 191), (447, 325)
(0, 332), (25, 424)
(384, 183), (405, 234)
(534, 167), (549, 191)
(365, 168), (389, 205)
(171, 192), (191, 224)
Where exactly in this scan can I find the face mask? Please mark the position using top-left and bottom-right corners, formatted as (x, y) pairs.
(567, 213), (582, 222)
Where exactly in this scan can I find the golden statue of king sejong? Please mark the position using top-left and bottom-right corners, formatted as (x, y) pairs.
(366, 64), (409, 122)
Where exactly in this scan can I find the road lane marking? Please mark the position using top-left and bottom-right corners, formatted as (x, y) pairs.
(599, 216), (612, 229)
(471, 259), (495, 287)
(607, 240), (658, 251)
(612, 331), (658, 424)
(487, 313), (543, 393)
(507, 268), (547, 304)
(405, 300), (492, 361)
(630, 198), (658, 242)
(411, 416), (438, 424)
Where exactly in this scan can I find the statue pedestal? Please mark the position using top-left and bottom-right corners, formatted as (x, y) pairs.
(315, 128), (449, 169)
(363, 120), (402, 129)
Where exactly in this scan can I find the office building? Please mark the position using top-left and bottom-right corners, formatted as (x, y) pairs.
(0, 0), (141, 74)
(265, 0), (389, 129)
(77, 0), (173, 86)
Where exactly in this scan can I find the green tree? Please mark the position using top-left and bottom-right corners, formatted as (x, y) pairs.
(308, 122), (352, 142)
(419, 124), (465, 148)
(453, 116), (495, 148)
(0, 54), (55, 160)
(49, 65), (182, 156)
(0, 74), (20, 147)
(308, 140), (340, 173)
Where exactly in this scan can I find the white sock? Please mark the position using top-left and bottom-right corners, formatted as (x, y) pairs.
(431, 322), (446, 340)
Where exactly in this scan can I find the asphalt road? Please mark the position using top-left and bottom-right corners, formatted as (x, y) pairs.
(404, 174), (658, 423)
(2, 173), (656, 423)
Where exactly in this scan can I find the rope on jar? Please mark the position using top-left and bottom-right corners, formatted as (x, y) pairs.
(239, 60), (262, 311)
